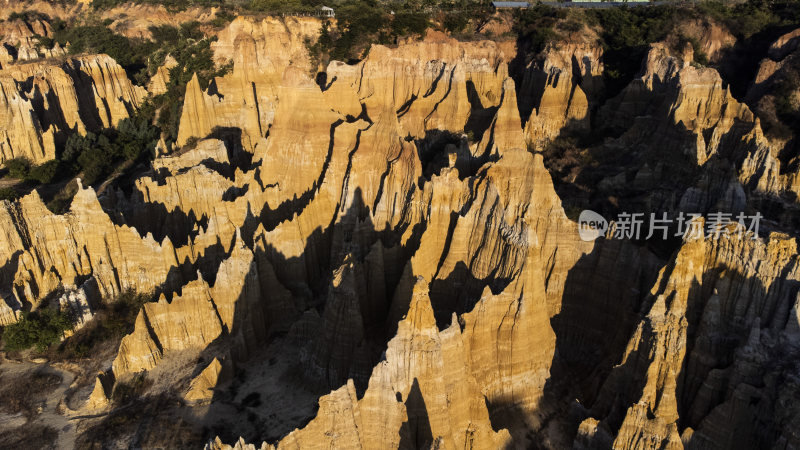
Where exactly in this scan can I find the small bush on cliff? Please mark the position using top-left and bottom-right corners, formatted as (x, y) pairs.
(4, 157), (31, 179)
(211, 9), (235, 28)
(45, 180), (79, 214)
(111, 372), (152, 405)
(306, 3), (432, 66)
(696, 0), (789, 40)
(584, 5), (683, 97)
(149, 25), (232, 143)
(91, 0), (222, 12)
(775, 74), (800, 128)
(0, 188), (19, 201)
(7, 11), (50, 23)
(443, 12), (469, 34)
(27, 160), (61, 184)
(55, 290), (150, 360)
(2, 308), (75, 353)
(53, 24), (148, 68)
(678, 34), (709, 66)
(514, 4), (566, 55)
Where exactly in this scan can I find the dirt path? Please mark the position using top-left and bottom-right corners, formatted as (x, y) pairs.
(0, 358), (80, 448)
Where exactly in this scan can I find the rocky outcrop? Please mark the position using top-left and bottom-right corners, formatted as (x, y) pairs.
(178, 25), (513, 150)
(185, 357), (224, 403)
(519, 36), (603, 149)
(58, 280), (96, 333)
(603, 43), (752, 160)
(739, 28), (800, 200)
(579, 232), (800, 450)
(85, 373), (112, 410)
(147, 55), (178, 96)
(111, 233), (269, 376)
(1, 181), (179, 312)
(0, 55), (146, 164)
(176, 16), (320, 149)
(328, 30), (511, 140)
(0, 16), (66, 66)
(212, 278), (513, 450)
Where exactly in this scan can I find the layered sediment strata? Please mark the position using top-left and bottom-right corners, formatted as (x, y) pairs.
(176, 16), (320, 150)
(519, 33), (604, 149)
(1, 182), (179, 310)
(0, 55), (145, 164)
(578, 232), (800, 450)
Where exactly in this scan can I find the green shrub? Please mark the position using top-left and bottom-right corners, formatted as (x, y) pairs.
(247, 0), (310, 14)
(57, 114), (159, 185)
(45, 181), (78, 214)
(0, 188), (19, 201)
(7, 11), (50, 22)
(50, 19), (163, 85)
(443, 12), (470, 34)
(112, 372), (152, 405)
(92, 0), (219, 11)
(35, 36), (54, 50)
(211, 9), (235, 28)
(149, 24), (180, 45)
(775, 74), (800, 126)
(697, 0), (782, 40)
(27, 160), (61, 184)
(679, 34), (708, 66)
(56, 290), (150, 360)
(391, 12), (430, 38)
(4, 157), (31, 179)
(584, 5), (682, 97)
(514, 4), (566, 54)
(2, 308), (74, 353)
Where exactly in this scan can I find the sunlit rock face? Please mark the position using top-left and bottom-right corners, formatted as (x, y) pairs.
(2, 15), (800, 450)
(0, 55), (146, 164)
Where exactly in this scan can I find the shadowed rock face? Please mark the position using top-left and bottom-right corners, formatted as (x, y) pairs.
(1, 15), (800, 450)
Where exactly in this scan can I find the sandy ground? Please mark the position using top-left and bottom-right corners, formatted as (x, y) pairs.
(0, 357), (79, 448)
(0, 337), (329, 447)
(191, 338), (325, 443)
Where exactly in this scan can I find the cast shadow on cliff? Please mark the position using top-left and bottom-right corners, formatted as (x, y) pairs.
(195, 183), (525, 445)
(152, 232), (236, 306)
(428, 261), (513, 329)
(26, 79), (74, 151)
(195, 189), (420, 444)
(482, 238), (665, 448)
(254, 118), (345, 232)
(64, 59), (116, 132)
(414, 129), (493, 188)
(398, 378), (434, 449)
(205, 126), (254, 174)
(464, 80), (499, 143)
(672, 261), (799, 448)
(538, 117), (716, 222)
(105, 129), (254, 246)
(532, 235), (800, 449)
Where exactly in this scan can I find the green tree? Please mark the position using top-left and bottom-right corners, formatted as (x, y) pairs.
(3, 309), (74, 353)
(4, 157), (31, 179)
(27, 160), (61, 184)
(0, 188), (19, 201)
